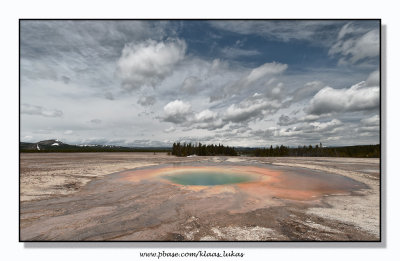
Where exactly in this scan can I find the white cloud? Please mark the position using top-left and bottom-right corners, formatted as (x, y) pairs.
(209, 20), (340, 44)
(366, 70), (380, 87)
(224, 98), (280, 123)
(162, 100), (192, 124)
(278, 113), (329, 127)
(162, 94), (283, 131)
(22, 135), (34, 141)
(329, 28), (379, 64)
(337, 23), (363, 40)
(116, 38), (186, 90)
(302, 114), (325, 122)
(310, 119), (343, 132)
(250, 118), (345, 145)
(163, 126), (176, 133)
(246, 62), (287, 83)
(289, 81), (325, 104)
(211, 62), (288, 101)
(194, 109), (217, 122)
(361, 115), (379, 126)
(221, 47), (260, 58)
(164, 100), (191, 115)
(20, 21), (380, 147)
(358, 126), (380, 135)
(163, 105), (224, 131)
(307, 81), (379, 115)
(357, 114), (380, 137)
(209, 58), (228, 73)
(21, 103), (63, 118)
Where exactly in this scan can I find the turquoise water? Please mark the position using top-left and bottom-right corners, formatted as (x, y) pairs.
(163, 171), (255, 186)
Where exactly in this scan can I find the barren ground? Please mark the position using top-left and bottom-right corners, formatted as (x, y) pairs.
(20, 153), (380, 241)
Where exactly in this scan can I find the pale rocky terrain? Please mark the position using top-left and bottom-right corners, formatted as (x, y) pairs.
(20, 153), (206, 201)
(20, 153), (380, 241)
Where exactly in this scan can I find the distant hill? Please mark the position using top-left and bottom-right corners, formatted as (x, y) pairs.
(20, 139), (171, 153)
(20, 139), (380, 157)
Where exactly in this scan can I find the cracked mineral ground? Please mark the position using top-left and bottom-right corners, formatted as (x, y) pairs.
(20, 153), (380, 241)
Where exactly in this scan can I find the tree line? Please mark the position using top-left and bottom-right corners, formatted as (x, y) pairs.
(171, 142), (380, 158)
(171, 142), (238, 156)
(251, 144), (380, 158)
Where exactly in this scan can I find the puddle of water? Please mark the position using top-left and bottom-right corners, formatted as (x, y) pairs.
(162, 170), (255, 186)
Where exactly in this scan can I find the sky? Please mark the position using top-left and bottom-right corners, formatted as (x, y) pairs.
(20, 20), (380, 147)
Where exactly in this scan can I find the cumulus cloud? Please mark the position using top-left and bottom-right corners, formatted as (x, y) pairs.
(307, 81), (379, 115)
(246, 62), (287, 82)
(162, 100), (192, 124)
(309, 119), (343, 132)
(224, 98), (281, 123)
(162, 93), (283, 131)
(329, 24), (379, 64)
(162, 101), (224, 130)
(266, 82), (285, 100)
(21, 103), (63, 117)
(194, 109), (217, 122)
(116, 38), (186, 90)
(251, 128), (277, 139)
(20, 20), (380, 147)
(250, 119), (344, 145)
(192, 109), (225, 130)
(20, 20), (174, 93)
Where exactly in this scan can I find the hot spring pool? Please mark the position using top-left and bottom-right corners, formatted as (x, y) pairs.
(162, 170), (256, 186)
(120, 164), (369, 201)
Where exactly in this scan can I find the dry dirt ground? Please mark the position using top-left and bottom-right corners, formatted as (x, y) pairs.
(20, 153), (380, 241)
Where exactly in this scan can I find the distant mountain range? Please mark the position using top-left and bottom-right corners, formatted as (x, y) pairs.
(20, 139), (380, 157)
(20, 139), (171, 153)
